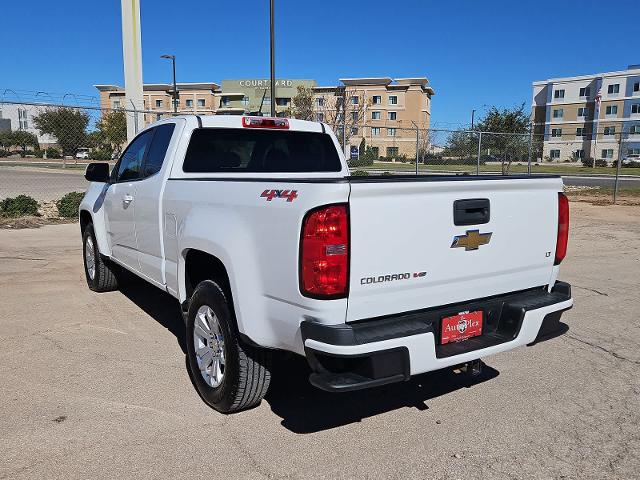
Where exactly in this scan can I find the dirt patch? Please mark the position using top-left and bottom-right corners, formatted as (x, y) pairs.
(565, 186), (640, 206)
(0, 200), (77, 229)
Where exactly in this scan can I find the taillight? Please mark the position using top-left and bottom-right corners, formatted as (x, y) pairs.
(300, 204), (349, 298)
(242, 116), (289, 129)
(555, 192), (569, 265)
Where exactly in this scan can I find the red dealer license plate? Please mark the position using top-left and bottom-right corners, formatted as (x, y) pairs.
(440, 310), (483, 345)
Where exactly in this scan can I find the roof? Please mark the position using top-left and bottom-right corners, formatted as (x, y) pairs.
(339, 77), (393, 86)
(94, 82), (220, 92)
(533, 66), (640, 85)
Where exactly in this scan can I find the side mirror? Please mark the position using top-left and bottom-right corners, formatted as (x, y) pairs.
(85, 162), (110, 183)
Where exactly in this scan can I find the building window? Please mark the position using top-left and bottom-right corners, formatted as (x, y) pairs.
(576, 128), (585, 137)
(634, 82), (640, 93)
(371, 111), (381, 120)
(351, 111), (359, 123)
(197, 99), (205, 107)
(386, 146), (399, 157)
(372, 95), (381, 105)
(388, 111), (397, 120)
(371, 127), (380, 136)
(351, 126), (358, 135)
(554, 89), (565, 99)
(276, 98), (289, 106)
(577, 107), (589, 117)
(388, 96), (398, 105)
(387, 128), (396, 137)
(631, 104), (640, 114)
(607, 84), (620, 94)
(185, 99), (193, 108)
(630, 125), (640, 135)
(551, 128), (562, 137)
(242, 96), (249, 106)
(221, 97), (230, 106)
(316, 112), (324, 122)
(552, 108), (563, 119)
(579, 87), (590, 97)
(155, 99), (162, 108)
(628, 148), (640, 155)
(316, 97), (324, 108)
(550, 149), (560, 159)
(605, 105), (618, 116)
(575, 149), (585, 159)
(156, 113), (161, 121)
(18, 108), (28, 129)
(603, 126), (615, 136)
(113, 100), (121, 108)
(350, 96), (359, 105)
(601, 149), (614, 159)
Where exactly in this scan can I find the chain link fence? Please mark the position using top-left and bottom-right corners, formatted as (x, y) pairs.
(1, 100), (638, 209)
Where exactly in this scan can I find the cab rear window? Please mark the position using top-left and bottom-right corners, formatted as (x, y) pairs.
(182, 128), (342, 173)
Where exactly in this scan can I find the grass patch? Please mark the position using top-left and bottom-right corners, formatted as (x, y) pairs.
(371, 161), (640, 176)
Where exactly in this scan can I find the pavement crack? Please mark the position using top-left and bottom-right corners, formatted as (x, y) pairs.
(566, 334), (640, 365)
(0, 255), (47, 261)
(573, 285), (609, 296)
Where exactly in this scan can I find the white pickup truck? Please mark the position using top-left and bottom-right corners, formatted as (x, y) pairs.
(80, 115), (573, 413)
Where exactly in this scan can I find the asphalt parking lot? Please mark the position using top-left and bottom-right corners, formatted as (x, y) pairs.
(1, 202), (639, 479)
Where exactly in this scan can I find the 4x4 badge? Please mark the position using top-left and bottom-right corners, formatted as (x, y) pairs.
(451, 230), (492, 251)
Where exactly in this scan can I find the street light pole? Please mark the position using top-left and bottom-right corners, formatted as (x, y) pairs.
(269, 0), (276, 117)
(161, 54), (178, 114)
(471, 109), (476, 130)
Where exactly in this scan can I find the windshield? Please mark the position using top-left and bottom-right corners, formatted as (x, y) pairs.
(182, 128), (342, 173)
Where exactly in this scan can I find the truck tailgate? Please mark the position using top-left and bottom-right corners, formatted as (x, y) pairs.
(346, 176), (563, 322)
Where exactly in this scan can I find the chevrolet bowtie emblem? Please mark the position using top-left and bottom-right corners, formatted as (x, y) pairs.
(451, 230), (492, 251)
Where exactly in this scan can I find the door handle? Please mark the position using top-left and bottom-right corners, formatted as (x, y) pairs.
(453, 198), (490, 226)
(122, 194), (134, 206)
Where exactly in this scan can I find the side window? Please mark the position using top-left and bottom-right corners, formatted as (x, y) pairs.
(143, 123), (176, 178)
(114, 130), (154, 182)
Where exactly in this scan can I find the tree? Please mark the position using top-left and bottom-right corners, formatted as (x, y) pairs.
(11, 131), (39, 156)
(444, 104), (531, 173)
(316, 88), (369, 152)
(475, 104), (530, 174)
(33, 107), (89, 156)
(90, 110), (127, 158)
(286, 86), (315, 121)
(0, 130), (39, 156)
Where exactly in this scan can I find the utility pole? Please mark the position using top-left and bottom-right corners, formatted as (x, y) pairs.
(269, 0), (276, 117)
(471, 109), (476, 130)
(161, 54), (178, 113)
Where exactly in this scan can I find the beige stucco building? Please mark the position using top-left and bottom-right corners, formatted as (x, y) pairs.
(95, 76), (435, 158)
(532, 65), (640, 162)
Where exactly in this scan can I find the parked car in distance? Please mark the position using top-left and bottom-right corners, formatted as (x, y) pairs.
(75, 148), (90, 159)
(79, 115), (573, 413)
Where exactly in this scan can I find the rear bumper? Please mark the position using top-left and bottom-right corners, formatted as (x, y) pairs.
(301, 282), (573, 392)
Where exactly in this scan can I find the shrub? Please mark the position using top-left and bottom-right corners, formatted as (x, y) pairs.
(581, 157), (596, 167)
(351, 170), (369, 176)
(56, 191), (84, 218)
(0, 149), (9, 158)
(91, 148), (112, 161)
(0, 195), (40, 217)
(595, 159), (608, 167)
(45, 147), (62, 159)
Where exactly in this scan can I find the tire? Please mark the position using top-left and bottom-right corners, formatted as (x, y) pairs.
(186, 280), (271, 413)
(82, 223), (119, 292)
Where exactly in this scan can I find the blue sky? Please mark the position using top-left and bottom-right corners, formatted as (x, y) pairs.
(1, 0), (637, 127)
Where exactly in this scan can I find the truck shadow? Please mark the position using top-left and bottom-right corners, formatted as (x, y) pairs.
(264, 353), (499, 433)
(117, 278), (512, 433)
(117, 277), (187, 354)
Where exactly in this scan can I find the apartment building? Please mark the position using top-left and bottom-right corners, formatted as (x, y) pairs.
(95, 76), (435, 158)
(532, 65), (640, 162)
(96, 82), (220, 124)
(0, 103), (57, 146)
(314, 77), (434, 158)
